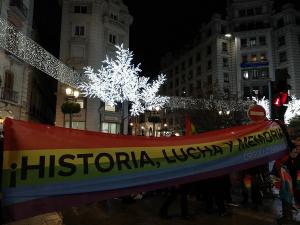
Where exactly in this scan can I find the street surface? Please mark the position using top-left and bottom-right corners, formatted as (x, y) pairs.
(5, 190), (300, 225)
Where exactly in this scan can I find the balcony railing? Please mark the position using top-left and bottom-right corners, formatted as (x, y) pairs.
(9, 0), (28, 18)
(0, 88), (19, 103)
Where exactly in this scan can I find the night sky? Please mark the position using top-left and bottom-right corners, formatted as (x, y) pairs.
(33, 0), (300, 76)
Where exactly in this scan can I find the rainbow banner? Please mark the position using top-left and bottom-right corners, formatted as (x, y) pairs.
(2, 118), (288, 220)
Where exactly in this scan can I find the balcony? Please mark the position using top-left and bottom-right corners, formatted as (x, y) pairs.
(9, 0), (28, 19)
(0, 88), (19, 103)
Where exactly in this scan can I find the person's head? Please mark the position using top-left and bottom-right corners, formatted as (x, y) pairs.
(289, 143), (298, 158)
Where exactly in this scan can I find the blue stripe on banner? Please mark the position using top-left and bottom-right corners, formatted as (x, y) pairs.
(3, 143), (286, 205)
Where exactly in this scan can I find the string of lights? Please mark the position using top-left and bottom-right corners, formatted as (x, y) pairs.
(0, 17), (81, 88)
(166, 96), (253, 112)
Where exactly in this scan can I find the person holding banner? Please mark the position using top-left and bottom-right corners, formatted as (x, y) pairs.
(274, 143), (299, 224)
(159, 184), (191, 220)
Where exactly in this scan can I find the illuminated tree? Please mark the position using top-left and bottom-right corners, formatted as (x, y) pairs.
(79, 44), (169, 116)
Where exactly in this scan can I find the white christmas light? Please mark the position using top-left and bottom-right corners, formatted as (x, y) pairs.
(79, 44), (169, 116)
(166, 96), (252, 112)
(0, 17), (81, 88)
(252, 95), (300, 124)
(285, 95), (300, 124)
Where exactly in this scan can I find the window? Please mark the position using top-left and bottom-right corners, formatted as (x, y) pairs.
(4, 70), (14, 90)
(175, 78), (179, 87)
(196, 66), (201, 76)
(279, 52), (287, 63)
(253, 70), (259, 79)
(249, 37), (256, 47)
(207, 60), (212, 70)
(182, 74), (186, 83)
(196, 51), (201, 62)
(224, 88), (230, 99)
(188, 70), (193, 79)
(261, 68), (269, 79)
(197, 80), (202, 88)
(242, 55), (248, 63)
(259, 36), (266, 45)
(247, 8), (254, 16)
(224, 73), (229, 83)
(277, 18), (284, 28)
(207, 75), (212, 85)
(109, 33), (116, 44)
(76, 98), (85, 109)
(189, 84), (193, 95)
(255, 7), (262, 15)
(206, 45), (211, 55)
(252, 87), (260, 96)
(110, 11), (119, 21)
(105, 103), (115, 112)
(241, 38), (247, 48)
(74, 5), (87, 14)
(243, 87), (251, 98)
(222, 42), (228, 52)
(242, 70), (249, 79)
(169, 81), (173, 89)
(278, 36), (285, 46)
(223, 58), (229, 68)
(65, 121), (85, 130)
(239, 9), (246, 17)
(175, 66), (179, 74)
(102, 122), (120, 134)
(251, 54), (257, 62)
(263, 85), (269, 99)
(260, 53), (267, 61)
(74, 25), (85, 36)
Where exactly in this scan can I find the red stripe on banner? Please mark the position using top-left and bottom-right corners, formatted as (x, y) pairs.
(4, 118), (274, 151)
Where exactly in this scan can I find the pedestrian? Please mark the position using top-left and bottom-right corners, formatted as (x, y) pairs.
(274, 143), (298, 224)
(159, 183), (191, 220)
(202, 175), (229, 216)
(240, 165), (266, 209)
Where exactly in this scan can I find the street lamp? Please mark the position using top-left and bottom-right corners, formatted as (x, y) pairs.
(141, 126), (145, 136)
(61, 87), (81, 128)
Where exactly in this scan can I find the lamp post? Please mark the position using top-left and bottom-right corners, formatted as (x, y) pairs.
(218, 110), (231, 128)
(62, 87), (80, 128)
(141, 126), (145, 136)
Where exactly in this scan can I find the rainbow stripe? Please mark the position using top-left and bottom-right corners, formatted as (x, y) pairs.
(2, 118), (288, 220)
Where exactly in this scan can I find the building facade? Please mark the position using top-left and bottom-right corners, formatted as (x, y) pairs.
(55, 0), (132, 133)
(0, 0), (34, 126)
(160, 0), (300, 130)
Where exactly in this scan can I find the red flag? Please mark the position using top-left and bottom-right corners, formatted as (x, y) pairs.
(185, 113), (192, 136)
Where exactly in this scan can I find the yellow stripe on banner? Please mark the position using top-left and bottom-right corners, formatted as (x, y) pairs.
(3, 140), (232, 169)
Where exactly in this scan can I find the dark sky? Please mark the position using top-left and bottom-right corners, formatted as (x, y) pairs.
(123, 0), (226, 76)
(33, 0), (300, 77)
